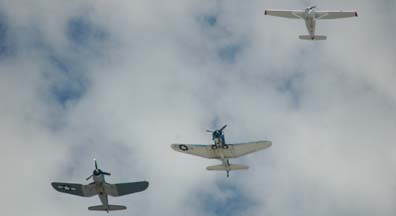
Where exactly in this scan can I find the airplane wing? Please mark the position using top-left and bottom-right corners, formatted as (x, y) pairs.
(264, 10), (305, 19)
(51, 182), (97, 197)
(110, 181), (149, 197)
(315, 11), (358, 19)
(171, 144), (217, 159)
(223, 141), (272, 158)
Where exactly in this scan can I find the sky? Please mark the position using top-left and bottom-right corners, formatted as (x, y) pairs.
(0, 0), (396, 215)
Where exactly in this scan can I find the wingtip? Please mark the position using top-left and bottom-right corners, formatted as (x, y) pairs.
(264, 141), (272, 149)
(51, 182), (62, 191)
(142, 181), (150, 190)
(255, 141), (272, 150)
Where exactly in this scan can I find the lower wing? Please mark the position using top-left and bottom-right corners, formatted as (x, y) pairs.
(264, 10), (304, 19)
(224, 141), (272, 158)
(51, 182), (97, 197)
(316, 11), (358, 19)
(110, 181), (149, 197)
(171, 144), (216, 159)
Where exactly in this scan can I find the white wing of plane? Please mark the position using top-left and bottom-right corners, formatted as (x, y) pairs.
(171, 144), (216, 159)
(51, 182), (97, 197)
(315, 11), (358, 19)
(264, 10), (305, 19)
(171, 141), (271, 159)
(225, 141), (272, 158)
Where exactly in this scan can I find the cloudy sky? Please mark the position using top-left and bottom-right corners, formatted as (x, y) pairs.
(1, 0), (396, 215)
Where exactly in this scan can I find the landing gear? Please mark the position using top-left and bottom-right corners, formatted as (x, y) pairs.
(212, 144), (228, 149)
(226, 170), (230, 178)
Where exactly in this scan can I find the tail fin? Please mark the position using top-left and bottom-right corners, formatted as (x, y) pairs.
(88, 204), (127, 211)
(206, 164), (249, 171)
(299, 35), (327, 40)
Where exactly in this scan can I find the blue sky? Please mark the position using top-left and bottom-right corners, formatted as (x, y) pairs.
(1, 0), (396, 216)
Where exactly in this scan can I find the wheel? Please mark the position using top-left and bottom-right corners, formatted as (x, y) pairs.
(222, 144), (229, 149)
(211, 145), (218, 149)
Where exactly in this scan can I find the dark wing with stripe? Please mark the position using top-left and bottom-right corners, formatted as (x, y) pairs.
(51, 182), (97, 197)
(113, 181), (149, 197)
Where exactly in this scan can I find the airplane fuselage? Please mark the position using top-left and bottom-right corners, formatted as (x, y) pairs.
(211, 131), (231, 176)
(93, 174), (109, 212)
(212, 131), (225, 147)
(304, 10), (317, 37)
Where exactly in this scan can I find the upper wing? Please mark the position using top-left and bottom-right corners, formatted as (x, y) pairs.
(223, 141), (272, 158)
(264, 10), (305, 19)
(51, 182), (97, 197)
(171, 144), (216, 159)
(315, 11), (358, 19)
(106, 181), (149, 197)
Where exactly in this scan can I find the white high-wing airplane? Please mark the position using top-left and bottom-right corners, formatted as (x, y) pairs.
(171, 125), (272, 177)
(264, 6), (358, 40)
(51, 159), (149, 212)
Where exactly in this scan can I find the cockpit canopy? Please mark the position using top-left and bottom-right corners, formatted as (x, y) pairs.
(305, 5), (316, 13)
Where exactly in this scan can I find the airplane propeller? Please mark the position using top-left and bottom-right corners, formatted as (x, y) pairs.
(86, 174), (94, 181)
(94, 158), (98, 169)
(206, 124), (227, 133)
(100, 171), (111, 176)
(86, 159), (111, 181)
(307, 5), (316, 10)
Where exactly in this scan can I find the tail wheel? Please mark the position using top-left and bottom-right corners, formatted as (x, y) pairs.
(211, 145), (218, 150)
(222, 144), (229, 149)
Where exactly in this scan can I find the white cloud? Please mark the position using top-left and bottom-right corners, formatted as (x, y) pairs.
(0, 0), (395, 215)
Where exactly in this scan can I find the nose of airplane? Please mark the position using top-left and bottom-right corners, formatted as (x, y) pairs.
(93, 169), (100, 176)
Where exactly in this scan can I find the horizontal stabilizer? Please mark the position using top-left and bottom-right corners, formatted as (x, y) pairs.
(206, 164), (249, 171)
(88, 204), (126, 211)
(299, 35), (327, 40)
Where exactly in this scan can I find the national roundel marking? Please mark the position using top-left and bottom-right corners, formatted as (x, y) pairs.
(179, 144), (189, 151)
